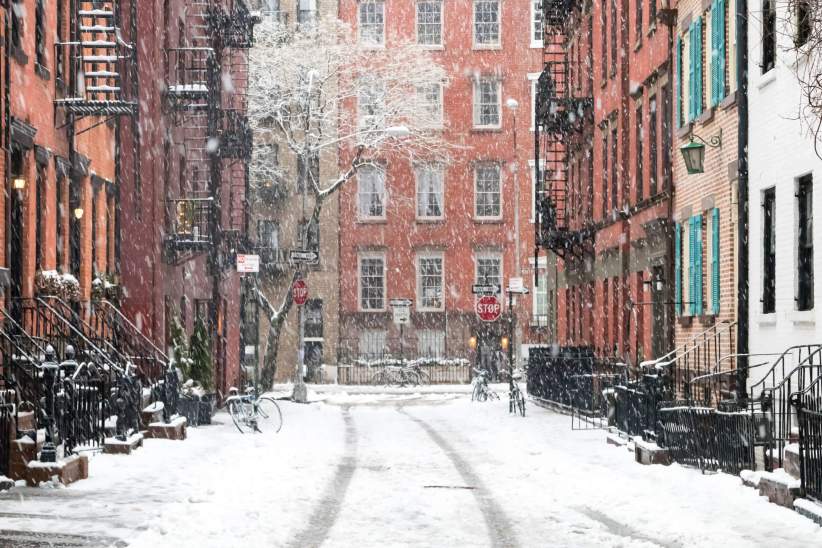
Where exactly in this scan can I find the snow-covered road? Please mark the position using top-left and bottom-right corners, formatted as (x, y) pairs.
(0, 390), (820, 547)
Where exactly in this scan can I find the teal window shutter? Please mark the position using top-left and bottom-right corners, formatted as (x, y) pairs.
(689, 218), (696, 315)
(676, 37), (682, 127)
(688, 24), (695, 121)
(695, 214), (704, 315)
(695, 17), (703, 117)
(710, 1), (719, 106)
(711, 208), (720, 314)
(675, 223), (682, 316)
(718, 0), (726, 101)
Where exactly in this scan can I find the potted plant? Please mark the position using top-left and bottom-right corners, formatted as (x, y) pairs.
(189, 317), (216, 424)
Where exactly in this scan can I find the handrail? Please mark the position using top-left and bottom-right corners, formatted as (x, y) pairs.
(0, 307), (48, 358)
(760, 345), (822, 394)
(748, 344), (822, 393)
(640, 320), (736, 370)
(97, 300), (169, 362)
(688, 360), (773, 386)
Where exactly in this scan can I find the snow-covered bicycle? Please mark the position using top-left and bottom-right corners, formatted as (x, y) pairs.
(225, 386), (282, 434)
(471, 369), (499, 402)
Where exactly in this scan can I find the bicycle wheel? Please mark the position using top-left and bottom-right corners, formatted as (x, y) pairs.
(471, 382), (482, 402)
(228, 399), (250, 433)
(255, 396), (283, 433)
(513, 387), (526, 417)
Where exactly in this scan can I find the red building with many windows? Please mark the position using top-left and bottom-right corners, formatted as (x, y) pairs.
(337, 0), (545, 367)
(536, 0), (676, 367)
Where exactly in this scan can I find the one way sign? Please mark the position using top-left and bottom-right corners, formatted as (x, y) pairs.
(290, 249), (320, 264)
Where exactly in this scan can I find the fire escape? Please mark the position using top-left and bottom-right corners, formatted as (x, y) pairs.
(534, 0), (594, 261)
(163, 1), (255, 267)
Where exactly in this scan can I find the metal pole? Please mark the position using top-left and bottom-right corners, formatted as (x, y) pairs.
(508, 290), (514, 412)
(400, 323), (404, 361)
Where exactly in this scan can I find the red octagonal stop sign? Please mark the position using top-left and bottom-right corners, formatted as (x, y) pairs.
(292, 279), (308, 306)
(476, 295), (502, 322)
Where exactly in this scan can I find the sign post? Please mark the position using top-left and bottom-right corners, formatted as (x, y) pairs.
(236, 254), (260, 273)
(292, 278), (309, 402)
(506, 280), (529, 416)
(390, 298), (412, 360)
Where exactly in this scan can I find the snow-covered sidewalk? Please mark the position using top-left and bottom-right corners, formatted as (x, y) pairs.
(0, 396), (819, 547)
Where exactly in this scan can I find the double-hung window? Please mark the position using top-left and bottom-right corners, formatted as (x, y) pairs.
(531, 1), (544, 47)
(359, 0), (385, 46)
(533, 270), (549, 323)
(416, 165), (444, 219)
(763, 188), (776, 314)
(473, 78), (500, 128)
(358, 165), (386, 219)
(358, 79), (385, 130)
(762, 0), (776, 73)
(417, 253), (444, 310)
(473, 0), (500, 47)
(417, 83), (443, 128)
(416, 1), (442, 46)
(35, 0), (46, 67)
(475, 253), (502, 289)
(797, 175), (814, 311)
(359, 254), (386, 311)
(297, 0), (318, 25)
(475, 163), (501, 219)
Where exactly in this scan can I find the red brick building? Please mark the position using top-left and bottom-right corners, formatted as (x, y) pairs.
(118, 0), (255, 393)
(337, 0), (546, 367)
(536, 0), (676, 367)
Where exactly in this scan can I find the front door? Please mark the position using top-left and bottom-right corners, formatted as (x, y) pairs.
(651, 266), (669, 358)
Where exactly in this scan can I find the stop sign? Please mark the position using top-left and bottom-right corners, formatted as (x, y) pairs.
(292, 279), (308, 306)
(476, 295), (502, 322)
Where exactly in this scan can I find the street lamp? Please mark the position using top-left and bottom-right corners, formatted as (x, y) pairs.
(13, 177), (26, 190)
(680, 129), (722, 174)
(73, 207), (84, 220)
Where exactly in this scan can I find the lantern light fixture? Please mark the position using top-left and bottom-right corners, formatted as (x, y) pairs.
(13, 178), (25, 190)
(73, 207), (84, 220)
(680, 129), (722, 175)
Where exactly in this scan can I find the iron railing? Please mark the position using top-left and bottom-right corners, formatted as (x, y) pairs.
(166, 197), (214, 247)
(56, 378), (106, 454)
(0, 389), (14, 477)
(336, 363), (471, 385)
(794, 390), (822, 502)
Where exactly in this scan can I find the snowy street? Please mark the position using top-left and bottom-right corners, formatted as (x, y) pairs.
(1, 389), (820, 548)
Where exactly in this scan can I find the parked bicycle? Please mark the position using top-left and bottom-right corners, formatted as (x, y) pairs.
(508, 371), (526, 417)
(471, 369), (499, 402)
(370, 364), (430, 387)
(225, 385), (282, 434)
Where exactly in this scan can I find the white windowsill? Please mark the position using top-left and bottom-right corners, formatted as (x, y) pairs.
(789, 310), (816, 325)
(756, 69), (777, 91)
(755, 313), (777, 326)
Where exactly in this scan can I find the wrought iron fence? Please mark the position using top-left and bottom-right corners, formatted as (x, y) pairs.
(337, 362), (471, 385)
(614, 384), (659, 439)
(0, 389), (14, 477)
(57, 379), (106, 455)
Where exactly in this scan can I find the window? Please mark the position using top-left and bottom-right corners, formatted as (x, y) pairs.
(531, 0), (544, 47)
(358, 79), (385, 130)
(610, 127), (618, 209)
(359, 1), (385, 46)
(475, 163), (501, 218)
(416, 1), (442, 46)
(297, 0), (318, 25)
(649, 95), (658, 196)
(359, 254), (386, 310)
(416, 165), (444, 219)
(359, 329), (387, 359)
(676, 37), (683, 127)
(762, 0), (776, 73)
(417, 254), (444, 310)
(529, 159), (544, 223)
(763, 188), (776, 313)
(636, 104), (644, 203)
(473, 78), (500, 128)
(35, 0), (46, 67)
(417, 330), (445, 358)
(473, 0), (500, 47)
(796, 1), (811, 47)
(476, 254), (502, 298)
(636, 0), (643, 42)
(57, 176), (65, 270)
(534, 270), (549, 319)
(797, 175), (814, 311)
(601, 5), (608, 80)
(36, 164), (46, 271)
(11, 1), (22, 52)
(661, 83), (672, 189)
(357, 165), (386, 219)
(610, 0), (617, 75)
(299, 218), (320, 252)
(417, 83), (443, 127)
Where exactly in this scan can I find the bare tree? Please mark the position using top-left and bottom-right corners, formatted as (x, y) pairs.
(248, 19), (448, 389)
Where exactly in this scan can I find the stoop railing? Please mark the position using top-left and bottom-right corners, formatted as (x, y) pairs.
(793, 376), (822, 502)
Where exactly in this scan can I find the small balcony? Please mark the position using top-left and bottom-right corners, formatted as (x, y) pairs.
(219, 110), (253, 159)
(164, 48), (216, 111)
(164, 198), (213, 259)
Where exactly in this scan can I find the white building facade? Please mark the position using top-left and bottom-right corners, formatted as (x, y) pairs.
(747, 2), (822, 387)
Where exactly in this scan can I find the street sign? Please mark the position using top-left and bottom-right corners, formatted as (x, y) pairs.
(390, 298), (413, 307)
(392, 305), (411, 325)
(508, 277), (524, 292)
(290, 249), (320, 264)
(472, 284), (500, 295)
(292, 279), (309, 306)
(476, 295), (502, 322)
(236, 254), (260, 273)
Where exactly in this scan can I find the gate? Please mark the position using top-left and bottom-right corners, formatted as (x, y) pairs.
(57, 379), (106, 455)
(795, 395), (822, 501)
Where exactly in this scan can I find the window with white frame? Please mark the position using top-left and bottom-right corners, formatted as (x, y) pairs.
(475, 163), (501, 218)
(359, 0), (385, 45)
(528, 73), (540, 131)
(533, 270), (548, 320)
(417, 83), (443, 128)
(473, 78), (500, 128)
(297, 0), (317, 25)
(417, 253), (444, 310)
(473, 0), (500, 47)
(531, 0), (544, 47)
(417, 329), (445, 357)
(529, 159), (544, 223)
(359, 254), (386, 310)
(359, 329), (387, 359)
(475, 253), (502, 288)
(416, 165), (444, 219)
(358, 79), (385, 130)
(416, 1), (442, 46)
(357, 165), (386, 219)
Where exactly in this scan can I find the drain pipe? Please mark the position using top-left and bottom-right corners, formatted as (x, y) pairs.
(735, 0), (750, 402)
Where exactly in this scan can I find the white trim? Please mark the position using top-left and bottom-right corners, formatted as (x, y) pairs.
(530, 0), (544, 49)
(416, 251), (445, 312)
(528, 159), (544, 223)
(532, 268), (549, 318)
(415, 0), (444, 49)
(415, 164), (445, 220)
(472, 0), (501, 49)
(472, 77), (502, 130)
(358, 251), (387, 312)
(357, 164), (387, 221)
(528, 72), (540, 132)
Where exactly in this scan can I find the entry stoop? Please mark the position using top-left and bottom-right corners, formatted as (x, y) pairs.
(24, 454), (89, 487)
(104, 432), (144, 455)
(634, 438), (671, 466)
(145, 416), (187, 440)
(758, 469), (801, 508)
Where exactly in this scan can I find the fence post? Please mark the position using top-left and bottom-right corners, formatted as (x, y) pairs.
(792, 393), (807, 497)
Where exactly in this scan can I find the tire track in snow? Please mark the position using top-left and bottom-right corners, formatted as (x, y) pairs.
(399, 409), (519, 548)
(287, 407), (357, 548)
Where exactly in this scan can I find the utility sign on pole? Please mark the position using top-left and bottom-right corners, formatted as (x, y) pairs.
(472, 284), (500, 295)
(236, 254), (260, 273)
(390, 299), (412, 325)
